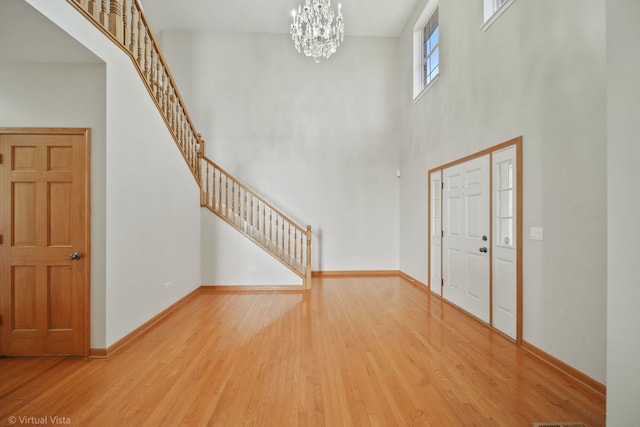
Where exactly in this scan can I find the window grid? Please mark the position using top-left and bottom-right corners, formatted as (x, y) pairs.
(421, 8), (439, 88)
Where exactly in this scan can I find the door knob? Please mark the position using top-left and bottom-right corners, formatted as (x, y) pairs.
(67, 251), (83, 260)
(479, 247), (488, 253)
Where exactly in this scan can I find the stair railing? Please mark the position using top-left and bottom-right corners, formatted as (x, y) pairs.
(66, 0), (313, 288)
(201, 157), (312, 288)
(68, 0), (203, 182)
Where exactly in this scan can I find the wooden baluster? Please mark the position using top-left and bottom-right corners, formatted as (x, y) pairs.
(128, 0), (136, 53)
(178, 115), (184, 150)
(269, 210), (273, 248)
(185, 132), (190, 165)
(151, 50), (157, 93)
(99, 0), (109, 27)
(76, 0), (88, 9)
(225, 177), (229, 218)
(109, 0), (124, 43)
(288, 224), (291, 262)
(262, 204), (266, 244)
(176, 113), (182, 147)
(237, 184), (241, 224)
(250, 197), (254, 235)
(162, 74), (167, 115)
(275, 216), (279, 253)
(156, 61), (162, 100)
(211, 168), (216, 209)
(162, 73), (167, 114)
(281, 221), (285, 257)
(244, 191), (248, 224)
(299, 231), (303, 270)
(188, 134), (194, 166)
(182, 121), (187, 152)
(88, 0), (98, 19)
(122, 0), (129, 48)
(192, 135), (196, 167)
(196, 136), (202, 183)
(144, 34), (151, 80)
(167, 89), (173, 129)
(205, 163), (210, 207)
(294, 229), (298, 267)
(137, 15), (144, 66)
(218, 169), (222, 211)
(305, 225), (312, 289)
(184, 123), (189, 155)
(170, 93), (176, 131)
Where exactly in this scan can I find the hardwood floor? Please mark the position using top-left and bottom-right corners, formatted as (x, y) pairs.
(0, 277), (605, 426)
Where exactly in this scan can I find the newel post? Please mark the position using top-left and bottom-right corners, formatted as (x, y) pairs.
(305, 225), (312, 290)
(108, 0), (125, 43)
(197, 134), (205, 201)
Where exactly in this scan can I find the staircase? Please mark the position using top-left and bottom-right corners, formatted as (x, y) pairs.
(67, 0), (312, 288)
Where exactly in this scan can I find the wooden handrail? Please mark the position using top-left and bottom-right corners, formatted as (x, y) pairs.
(67, 0), (204, 183)
(66, 0), (312, 288)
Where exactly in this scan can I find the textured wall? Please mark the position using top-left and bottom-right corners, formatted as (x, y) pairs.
(162, 32), (402, 279)
(606, 0), (640, 423)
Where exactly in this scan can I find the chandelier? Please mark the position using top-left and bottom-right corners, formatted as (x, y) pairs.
(290, 0), (345, 63)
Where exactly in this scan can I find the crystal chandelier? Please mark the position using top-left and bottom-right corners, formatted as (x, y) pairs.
(290, 0), (344, 63)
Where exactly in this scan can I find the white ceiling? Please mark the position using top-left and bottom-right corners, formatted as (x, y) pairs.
(0, 0), (101, 63)
(139, 0), (419, 37)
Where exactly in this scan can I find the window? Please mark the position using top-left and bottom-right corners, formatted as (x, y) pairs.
(496, 159), (514, 247)
(413, 0), (439, 100)
(483, 0), (518, 30)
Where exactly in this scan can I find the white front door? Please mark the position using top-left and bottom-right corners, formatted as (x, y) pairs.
(442, 155), (490, 323)
(492, 146), (518, 338)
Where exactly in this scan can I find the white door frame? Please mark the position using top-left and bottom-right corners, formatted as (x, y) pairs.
(428, 137), (522, 343)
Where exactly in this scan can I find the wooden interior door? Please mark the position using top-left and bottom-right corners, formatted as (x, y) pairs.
(0, 128), (90, 356)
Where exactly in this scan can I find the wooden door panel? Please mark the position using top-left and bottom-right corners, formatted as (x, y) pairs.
(0, 129), (89, 356)
(13, 182), (38, 246)
(48, 265), (74, 330)
(11, 266), (37, 330)
(48, 182), (72, 245)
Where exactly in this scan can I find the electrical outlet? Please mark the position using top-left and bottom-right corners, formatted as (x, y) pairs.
(164, 281), (172, 289)
(248, 266), (257, 272)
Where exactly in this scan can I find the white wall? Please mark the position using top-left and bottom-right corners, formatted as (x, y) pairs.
(201, 211), (301, 285)
(0, 62), (108, 348)
(161, 32), (401, 277)
(398, 0), (607, 382)
(606, 0), (640, 424)
(25, 0), (202, 348)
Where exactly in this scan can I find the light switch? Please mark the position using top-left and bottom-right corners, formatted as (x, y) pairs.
(530, 226), (544, 240)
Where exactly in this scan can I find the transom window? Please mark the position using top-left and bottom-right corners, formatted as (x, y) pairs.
(413, 0), (439, 100)
(483, 0), (518, 29)
(422, 9), (439, 89)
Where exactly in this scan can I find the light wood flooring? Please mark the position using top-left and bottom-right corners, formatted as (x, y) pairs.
(0, 276), (605, 426)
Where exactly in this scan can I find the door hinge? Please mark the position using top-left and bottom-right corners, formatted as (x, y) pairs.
(441, 278), (444, 287)
(0, 315), (3, 326)
(441, 181), (444, 189)
(0, 154), (3, 164)
(441, 230), (444, 238)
